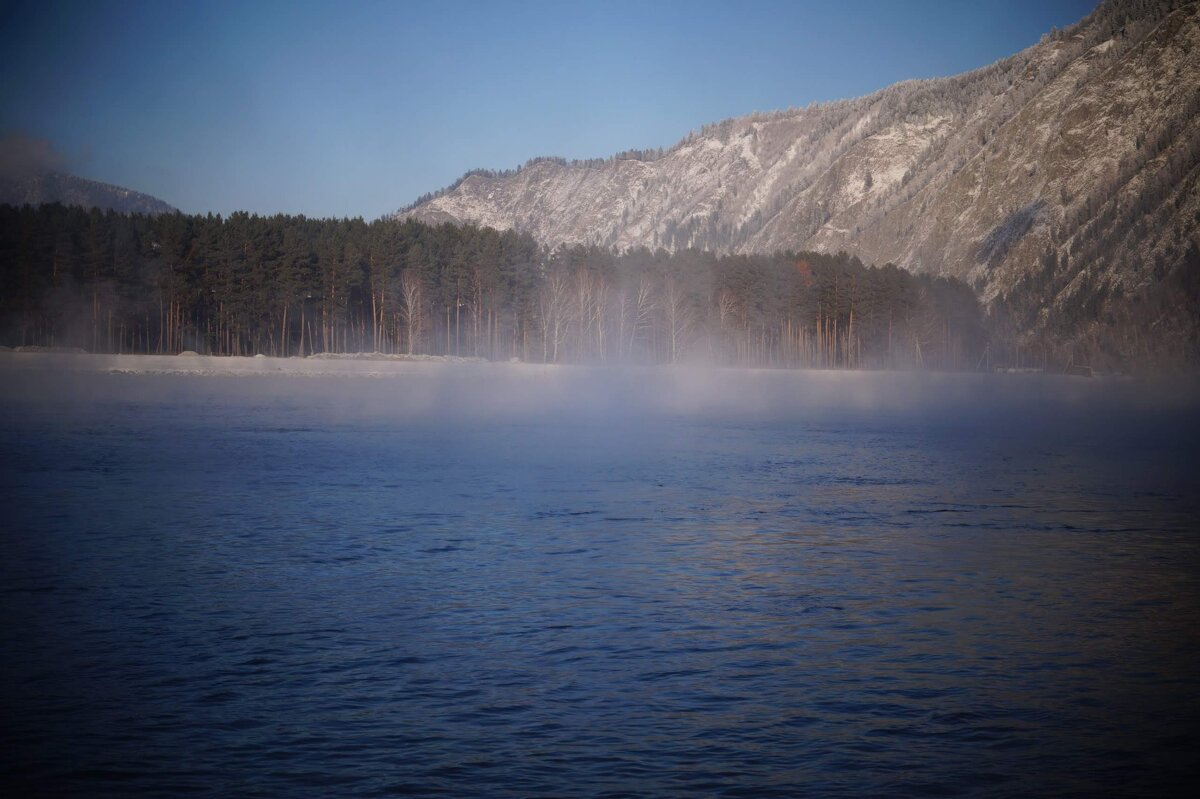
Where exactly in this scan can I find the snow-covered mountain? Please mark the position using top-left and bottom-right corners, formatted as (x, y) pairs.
(397, 0), (1200, 357)
(0, 170), (176, 215)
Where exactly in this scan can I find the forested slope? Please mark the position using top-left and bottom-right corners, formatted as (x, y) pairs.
(0, 204), (985, 370)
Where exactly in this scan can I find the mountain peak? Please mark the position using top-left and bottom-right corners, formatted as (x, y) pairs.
(0, 170), (176, 216)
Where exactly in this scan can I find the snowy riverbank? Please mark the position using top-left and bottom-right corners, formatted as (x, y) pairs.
(0, 350), (509, 379)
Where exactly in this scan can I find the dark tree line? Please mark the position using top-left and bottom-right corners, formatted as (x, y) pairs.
(0, 203), (986, 369)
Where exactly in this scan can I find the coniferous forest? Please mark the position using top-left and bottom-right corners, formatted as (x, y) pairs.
(0, 203), (989, 369)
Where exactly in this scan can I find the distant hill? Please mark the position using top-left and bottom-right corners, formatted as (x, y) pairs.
(0, 170), (176, 215)
(396, 0), (1200, 362)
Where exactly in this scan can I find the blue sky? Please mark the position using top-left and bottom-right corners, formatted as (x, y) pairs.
(0, 0), (1097, 219)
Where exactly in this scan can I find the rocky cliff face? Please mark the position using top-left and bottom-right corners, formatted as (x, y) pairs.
(0, 171), (176, 215)
(398, 0), (1200, 362)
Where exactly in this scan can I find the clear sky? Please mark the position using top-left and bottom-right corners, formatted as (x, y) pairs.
(0, 0), (1097, 219)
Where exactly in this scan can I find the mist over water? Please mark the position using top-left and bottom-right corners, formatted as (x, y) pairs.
(2, 365), (1198, 796)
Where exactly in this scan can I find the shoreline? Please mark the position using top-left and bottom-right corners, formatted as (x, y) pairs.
(0, 349), (1137, 381)
(3, 351), (1196, 420)
(0, 350), (539, 379)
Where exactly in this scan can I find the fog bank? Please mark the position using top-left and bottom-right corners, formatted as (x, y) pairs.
(3, 351), (1198, 430)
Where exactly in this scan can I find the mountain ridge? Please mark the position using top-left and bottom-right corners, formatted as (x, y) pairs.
(396, 0), (1200, 361)
(0, 170), (176, 216)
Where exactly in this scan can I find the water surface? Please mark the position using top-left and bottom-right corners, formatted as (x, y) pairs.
(2, 367), (1198, 796)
